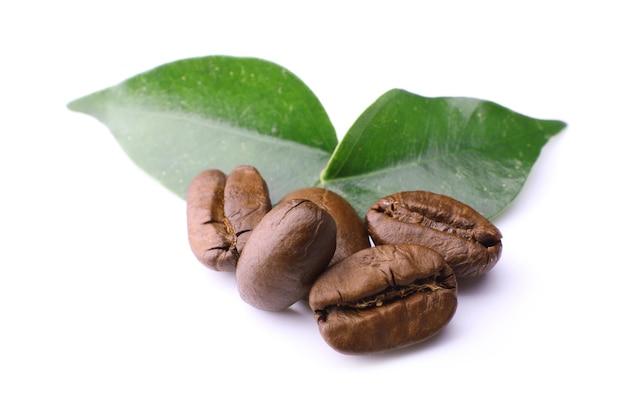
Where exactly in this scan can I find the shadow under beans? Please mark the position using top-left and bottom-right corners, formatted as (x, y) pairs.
(279, 299), (316, 320)
(250, 299), (317, 328)
(456, 270), (494, 296)
(203, 268), (492, 360)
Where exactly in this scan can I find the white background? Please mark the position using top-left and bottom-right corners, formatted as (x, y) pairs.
(2, 1), (624, 415)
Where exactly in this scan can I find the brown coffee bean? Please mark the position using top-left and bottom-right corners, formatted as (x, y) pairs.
(365, 191), (502, 279)
(309, 244), (457, 354)
(280, 187), (370, 266)
(223, 166), (273, 252)
(186, 166), (272, 272)
(236, 199), (337, 311)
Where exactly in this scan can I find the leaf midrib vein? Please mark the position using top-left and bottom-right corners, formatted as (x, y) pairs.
(103, 104), (332, 156)
(322, 132), (532, 184)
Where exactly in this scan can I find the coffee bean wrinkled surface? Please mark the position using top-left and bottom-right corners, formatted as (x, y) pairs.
(236, 199), (337, 311)
(309, 244), (457, 354)
(186, 166), (271, 271)
(186, 166), (503, 355)
(366, 191), (502, 279)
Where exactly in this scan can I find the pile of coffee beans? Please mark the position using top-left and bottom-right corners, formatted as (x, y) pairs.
(187, 165), (503, 355)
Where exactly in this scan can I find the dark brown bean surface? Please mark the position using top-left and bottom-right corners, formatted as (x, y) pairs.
(365, 191), (502, 279)
(309, 244), (457, 354)
(223, 166), (273, 253)
(280, 187), (370, 266)
(236, 199), (337, 311)
(186, 166), (271, 272)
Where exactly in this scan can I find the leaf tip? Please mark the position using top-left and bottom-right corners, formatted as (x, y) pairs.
(543, 118), (568, 137)
(66, 94), (93, 115)
(66, 98), (81, 112)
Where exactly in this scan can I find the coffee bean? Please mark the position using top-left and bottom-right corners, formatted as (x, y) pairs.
(365, 191), (502, 279)
(186, 166), (271, 271)
(236, 199), (337, 311)
(223, 166), (273, 253)
(280, 187), (370, 266)
(309, 244), (457, 354)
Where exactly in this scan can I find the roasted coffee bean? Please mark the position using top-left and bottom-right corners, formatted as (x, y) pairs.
(365, 191), (502, 279)
(236, 199), (337, 311)
(280, 187), (370, 266)
(223, 166), (273, 252)
(309, 244), (457, 354)
(186, 166), (272, 272)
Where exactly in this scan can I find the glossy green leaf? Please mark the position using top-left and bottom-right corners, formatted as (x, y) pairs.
(69, 56), (566, 221)
(68, 56), (337, 201)
(320, 89), (566, 219)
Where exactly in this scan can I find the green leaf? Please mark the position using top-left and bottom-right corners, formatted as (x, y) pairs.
(320, 89), (566, 219)
(68, 56), (337, 201)
(69, 56), (565, 221)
